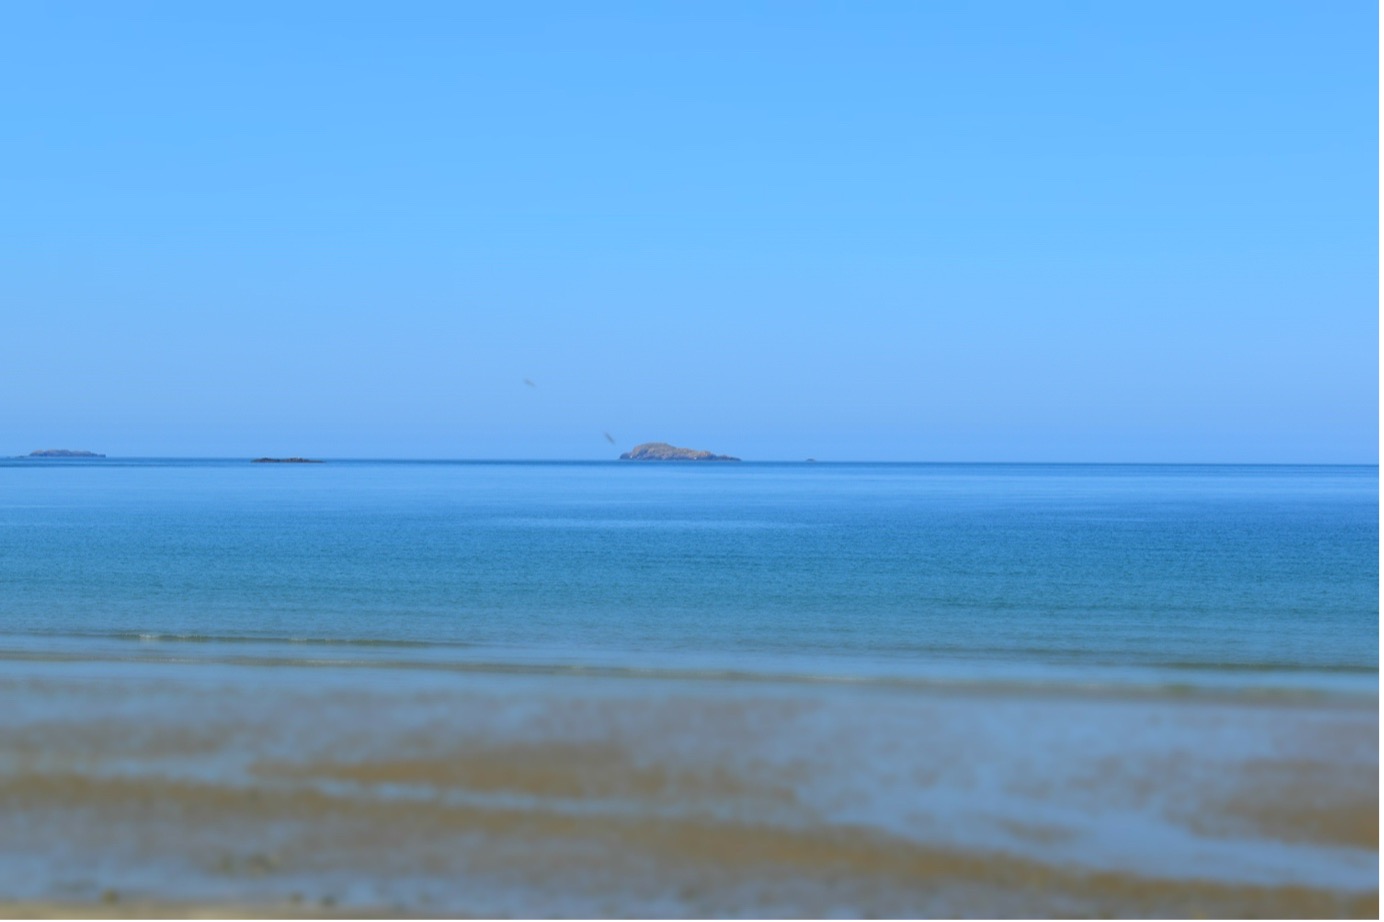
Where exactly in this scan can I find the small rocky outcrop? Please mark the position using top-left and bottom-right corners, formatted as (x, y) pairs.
(27, 449), (105, 458)
(251, 457), (323, 463)
(619, 442), (740, 462)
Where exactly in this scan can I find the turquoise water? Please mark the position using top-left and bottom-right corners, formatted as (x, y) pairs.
(0, 460), (1375, 694)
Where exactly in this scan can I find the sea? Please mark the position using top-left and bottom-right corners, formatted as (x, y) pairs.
(0, 459), (1377, 915)
(1, 459), (1376, 690)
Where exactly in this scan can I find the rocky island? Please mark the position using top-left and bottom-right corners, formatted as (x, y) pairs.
(619, 442), (740, 462)
(251, 457), (323, 464)
(27, 449), (105, 458)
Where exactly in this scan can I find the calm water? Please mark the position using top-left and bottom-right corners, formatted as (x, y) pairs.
(0, 460), (1375, 694)
(0, 459), (1377, 913)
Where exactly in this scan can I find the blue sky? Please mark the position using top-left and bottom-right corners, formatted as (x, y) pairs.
(2, 1), (1376, 461)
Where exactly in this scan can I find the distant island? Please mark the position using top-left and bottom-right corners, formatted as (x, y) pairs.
(619, 442), (740, 462)
(251, 457), (323, 464)
(27, 449), (105, 458)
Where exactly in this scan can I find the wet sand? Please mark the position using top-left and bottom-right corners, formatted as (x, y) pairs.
(0, 658), (1375, 917)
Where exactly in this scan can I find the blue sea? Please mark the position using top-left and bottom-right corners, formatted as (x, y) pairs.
(0, 459), (1376, 692)
(0, 459), (1377, 915)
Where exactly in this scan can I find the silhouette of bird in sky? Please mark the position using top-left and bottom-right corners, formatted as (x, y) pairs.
(519, 375), (618, 451)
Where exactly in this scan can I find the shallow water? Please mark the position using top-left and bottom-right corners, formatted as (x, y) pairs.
(0, 658), (1375, 916)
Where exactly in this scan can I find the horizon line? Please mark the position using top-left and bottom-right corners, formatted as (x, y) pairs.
(6, 455), (1379, 467)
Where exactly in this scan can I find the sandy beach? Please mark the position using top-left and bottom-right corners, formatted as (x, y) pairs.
(0, 656), (1374, 918)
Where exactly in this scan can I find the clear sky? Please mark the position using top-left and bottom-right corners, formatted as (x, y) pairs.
(2, 1), (1376, 461)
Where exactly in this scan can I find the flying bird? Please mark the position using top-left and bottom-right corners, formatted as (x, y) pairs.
(603, 432), (616, 445)
(523, 378), (536, 388)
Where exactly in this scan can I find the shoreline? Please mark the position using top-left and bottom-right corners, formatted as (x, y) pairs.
(0, 640), (1373, 707)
